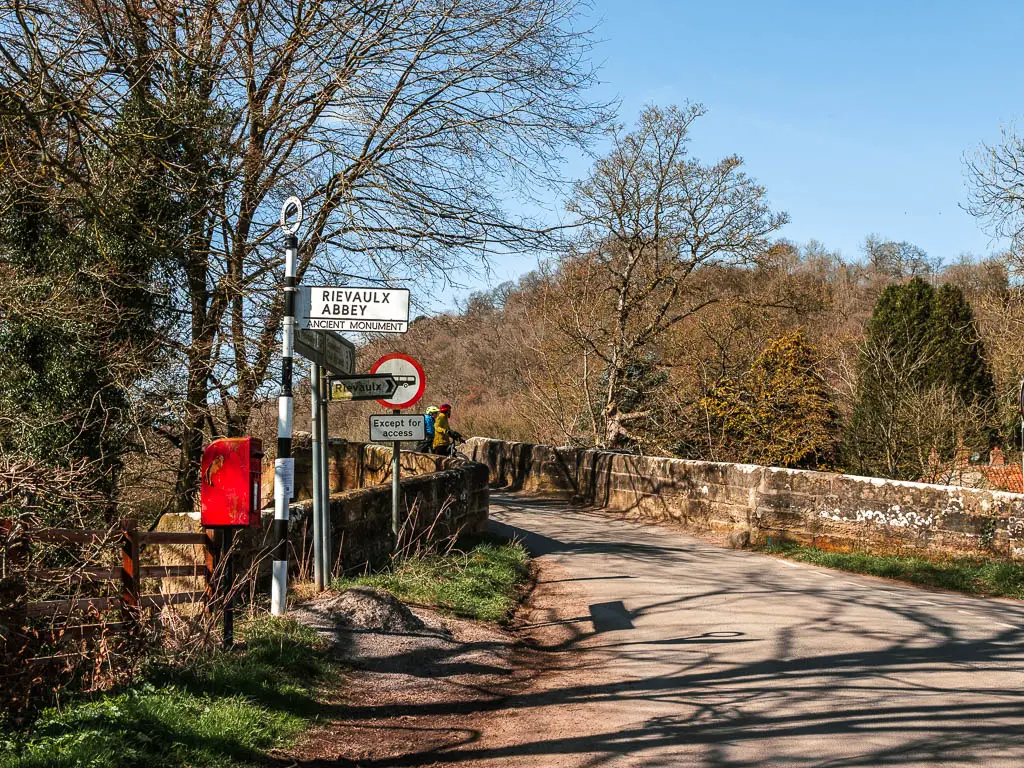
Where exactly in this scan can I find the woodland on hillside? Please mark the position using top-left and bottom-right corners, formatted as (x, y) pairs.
(352, 108), (1023, 485)
(3, 0), (1024, 528)
(359, 236), (1021, 483)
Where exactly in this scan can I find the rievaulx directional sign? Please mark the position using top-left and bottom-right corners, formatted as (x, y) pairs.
(297, 287), (410, 333)
(294, 329), (355, 376)
(369, 414), (426, 442)
(329, 374), (398, 401)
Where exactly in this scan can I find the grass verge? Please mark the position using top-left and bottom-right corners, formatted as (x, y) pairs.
(0, 617), (338, 768)
(333, 535), (531, 623)
(760, 541), (1024, 599)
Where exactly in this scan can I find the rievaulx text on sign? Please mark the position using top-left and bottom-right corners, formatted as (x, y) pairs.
(297, 286), (410, 333)
(331, 374), (399, 401)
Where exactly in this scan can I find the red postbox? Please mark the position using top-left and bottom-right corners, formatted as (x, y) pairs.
(200, 437), (264, 528)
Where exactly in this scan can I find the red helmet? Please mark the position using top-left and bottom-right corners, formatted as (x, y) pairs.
(439, 403), (451, 413)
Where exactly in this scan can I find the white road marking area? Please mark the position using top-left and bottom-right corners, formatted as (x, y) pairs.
(779, 560), (802, 569)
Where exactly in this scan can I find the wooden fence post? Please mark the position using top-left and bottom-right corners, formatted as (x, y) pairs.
(0, 520), (28, 661)
(120, 520), (140, 631)
(222, 528), (234, 649)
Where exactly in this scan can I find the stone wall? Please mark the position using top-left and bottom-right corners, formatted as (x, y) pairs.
(257, 434), (467, 506)
(466, 437), (1024, 560)
(288, 456), (489, 569)
(159, 440), (488, 577)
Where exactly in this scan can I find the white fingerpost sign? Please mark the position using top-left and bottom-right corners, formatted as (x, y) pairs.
(369, 414), (426, 442)
(297, 286), (410, 333)
(294, 329), (355, 376)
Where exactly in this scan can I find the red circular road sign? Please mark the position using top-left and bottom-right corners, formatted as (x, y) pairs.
(370, 353), (426, 410)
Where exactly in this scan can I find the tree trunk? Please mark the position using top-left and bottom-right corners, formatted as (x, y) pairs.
(174, 365), (208, 513)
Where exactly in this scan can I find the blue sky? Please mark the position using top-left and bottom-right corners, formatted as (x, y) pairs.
(437, 0), (1024, 308)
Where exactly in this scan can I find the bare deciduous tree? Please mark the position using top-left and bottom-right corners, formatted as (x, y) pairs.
(562, 104), (788, 448)
(863, 235), (939, 279)
(966, 124), (1024, 258)
(1, 0), (611, 509)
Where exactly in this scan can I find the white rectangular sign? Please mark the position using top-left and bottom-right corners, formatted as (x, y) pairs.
(275, 457), (295, 502)
(369, 414), (426, 442)
(298, 286), (410, 333)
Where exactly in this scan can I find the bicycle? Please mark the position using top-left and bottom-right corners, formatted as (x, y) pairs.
(436, 435), (469, 460)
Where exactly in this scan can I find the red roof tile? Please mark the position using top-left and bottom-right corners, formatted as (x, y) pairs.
(983, 465), (1024, 494)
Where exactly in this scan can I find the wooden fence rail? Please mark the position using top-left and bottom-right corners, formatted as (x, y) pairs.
(1, 520), (224, 647)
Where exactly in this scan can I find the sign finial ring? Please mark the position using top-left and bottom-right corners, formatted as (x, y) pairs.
(280, 196), (303, 235)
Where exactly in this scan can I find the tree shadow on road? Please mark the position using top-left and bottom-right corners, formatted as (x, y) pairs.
(282, 497), (1024, 768)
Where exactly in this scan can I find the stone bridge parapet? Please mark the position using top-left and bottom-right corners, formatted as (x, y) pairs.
(466, 437), (1024, 559)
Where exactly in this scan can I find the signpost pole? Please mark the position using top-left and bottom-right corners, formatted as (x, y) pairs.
(272, 197), (302, 616)
(320, 366), (331, 580)
(392, 409), (401, 553)
(311, 361), (324, 591)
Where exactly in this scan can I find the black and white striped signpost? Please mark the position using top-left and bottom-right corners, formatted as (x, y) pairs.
(272, 196), (302, 616)
(274, 238), (415, 607)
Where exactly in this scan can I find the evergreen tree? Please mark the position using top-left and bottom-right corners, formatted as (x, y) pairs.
(928, 284), (997, 421)
(844, 278), (997, 479)
(0, 98), (177, 523)
(866, 276), (936, 360)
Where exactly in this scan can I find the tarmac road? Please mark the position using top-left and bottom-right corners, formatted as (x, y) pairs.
(479, 492), (1024, 768)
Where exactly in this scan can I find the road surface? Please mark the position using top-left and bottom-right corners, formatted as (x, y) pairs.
(479, 492), (1024, 768)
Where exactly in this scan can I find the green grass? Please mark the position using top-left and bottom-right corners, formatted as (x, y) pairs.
(333, 536), (531, 623)
(0, 617), (338, 768)
(1, 539), (531, 767)
(760, 540), (1024, 599)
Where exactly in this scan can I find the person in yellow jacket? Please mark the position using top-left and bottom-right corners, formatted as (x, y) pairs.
(419, 405), (441, 453)
(431, 403), (463, 455)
